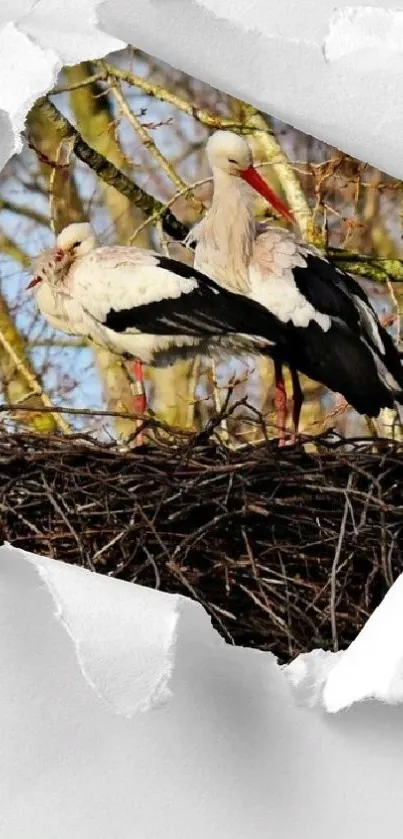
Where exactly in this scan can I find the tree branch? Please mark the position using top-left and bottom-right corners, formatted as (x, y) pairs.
(328, 248), (403, 283)
(29, 97), (190, 241)
(93, 62), (248, 132)
(0, 296), (72, 434)
(0, 198), (49, 228)
(0, 231), (31, 268)
(106, 73), (203, 217)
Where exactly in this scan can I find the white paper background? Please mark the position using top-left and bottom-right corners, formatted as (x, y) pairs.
(2, 544), (403, 838)
(0, 1), (402, 178)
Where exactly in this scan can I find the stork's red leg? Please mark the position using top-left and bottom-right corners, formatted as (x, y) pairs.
(129, 360), (147, 447)
(131, 360), (147, 414)
(290, 366), (304, 444)
(274, 359), (287, 446)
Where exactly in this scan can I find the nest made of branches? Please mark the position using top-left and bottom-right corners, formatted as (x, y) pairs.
(1, 423), (402, 662)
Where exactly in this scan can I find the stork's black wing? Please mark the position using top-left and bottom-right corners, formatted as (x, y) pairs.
(292, 249), (403, 384)
(103, 257), (284, 345)
(292, 251), (369, 329)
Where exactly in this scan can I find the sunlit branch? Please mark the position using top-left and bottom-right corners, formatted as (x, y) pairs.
(29, 97), (190, 241)
(107, 75), (203, 216)
(0, 231), (31, 268)
(0, 297), (72, 434)
(89, 63), (250, 132)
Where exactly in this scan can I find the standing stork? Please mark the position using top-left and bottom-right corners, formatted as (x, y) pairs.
(28, 223), (296, 436)
(189, 131), (403, 441)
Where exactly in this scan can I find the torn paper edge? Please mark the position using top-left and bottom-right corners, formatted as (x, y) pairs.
(16, 0), (125, 66)
(1, 0), (403, 182)
(323, 573), (403, 713)
(4, 543), (185, 717)
(6, 543), (403, 715)
(33, 554), (179, 717)
(0, 22), (61, 158)
(0, 0), (124, 167)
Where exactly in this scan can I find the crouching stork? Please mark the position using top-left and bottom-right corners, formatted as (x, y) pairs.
(28, 223), (290, 431)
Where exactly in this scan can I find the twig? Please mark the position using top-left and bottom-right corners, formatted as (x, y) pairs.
(0, 330), (71, 434)
(104, 71), (203, 215)
(94, 62), (248, 132)
(0, 197), (49, 227)
(384, 275), (401, 343)
(129, 175), (210, 243)
(49, 138), (75, 234)
(52, 71), (106, 94)
(330, 472), (353, 651)
(210, 360), (230, 444)
(29, 97), (190, 241)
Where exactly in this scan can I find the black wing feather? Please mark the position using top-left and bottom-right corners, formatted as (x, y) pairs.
(280, 320), (399, 416)
(292, 253), (362, 330)
(293, 251), (403, 386)
(103, 257), (285, 344)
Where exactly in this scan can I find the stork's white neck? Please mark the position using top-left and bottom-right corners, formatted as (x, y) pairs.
(193, 170), (255, 293)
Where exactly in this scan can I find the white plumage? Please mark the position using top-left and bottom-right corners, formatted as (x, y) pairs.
(247, 239), (331, 332)
(29, 222), (287, 371)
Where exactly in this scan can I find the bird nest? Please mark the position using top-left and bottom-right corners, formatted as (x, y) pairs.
(1, 421), (402, 662)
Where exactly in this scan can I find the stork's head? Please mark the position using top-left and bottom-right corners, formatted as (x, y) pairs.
(206, 131), (253, 175)
(206, 130), (294, 224)
(27, 222), (96, 290)
(55, 222), (96, 260)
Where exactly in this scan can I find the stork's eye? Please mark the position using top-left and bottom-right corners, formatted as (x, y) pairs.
(228, 158), (238, 165)
(72, 241), (81, 248)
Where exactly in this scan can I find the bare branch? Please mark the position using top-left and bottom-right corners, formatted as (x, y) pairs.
(129, 176), (211, 243)
(29, 97), (190, 241)
(0, 296), (72, 434)
(107, 74), (203, 216)
(328, 248), (403, 283)
(0, 231), (31, 268)
(94, 62), (247, 131)
(0, 197), (49, 227)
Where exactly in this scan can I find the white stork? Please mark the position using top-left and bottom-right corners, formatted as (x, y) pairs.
(28, 223), (295, 425)
(189, 130), (403, 440)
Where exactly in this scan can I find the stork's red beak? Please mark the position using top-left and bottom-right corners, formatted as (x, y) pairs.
(240, 165), (295, 224)
(54, 247), (64, 263)
(27, 275), (42, 289)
